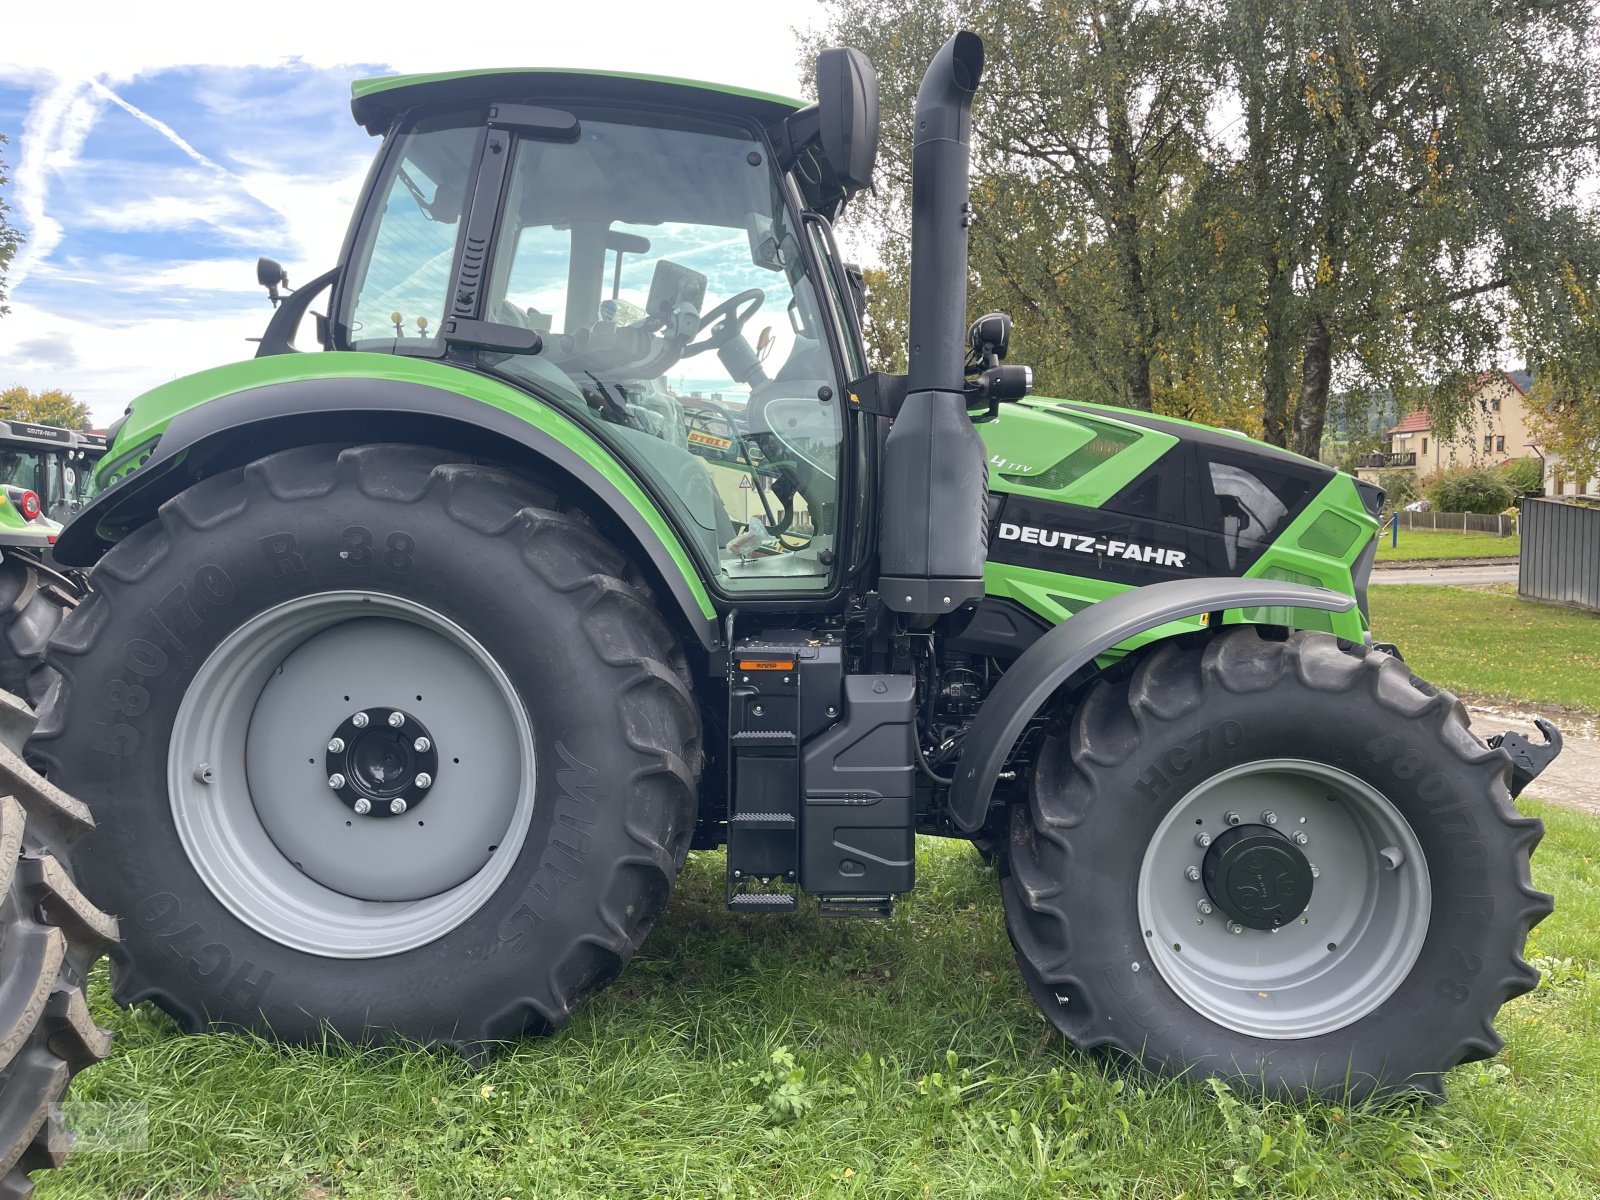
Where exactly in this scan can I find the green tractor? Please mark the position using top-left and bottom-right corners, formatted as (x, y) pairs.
(29, 31), (1560, 1114)
(0, 419), (90, 704)
(0, 416), (116, 1195)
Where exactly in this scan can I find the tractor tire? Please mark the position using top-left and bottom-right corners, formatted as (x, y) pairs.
(1003, 626), (1551, 1100)
(0, 689), (117, 1198)
(0, 554), (76, 708)
(28, 444), (701, 1048)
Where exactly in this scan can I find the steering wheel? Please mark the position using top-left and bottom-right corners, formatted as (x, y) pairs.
(681, 288), (764, 358)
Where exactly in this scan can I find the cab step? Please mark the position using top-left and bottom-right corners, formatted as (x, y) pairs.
(818, 896), (894, 919)
(727, 892), (798, 913)
(729, 811), (797, 829)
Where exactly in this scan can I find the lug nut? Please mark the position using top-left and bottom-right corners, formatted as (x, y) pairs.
(1195, 831), (1212, 848)
(1224, 811), (1241, 826)
(414, 736), (431, 753)
(328, 737), (345, 754)
(1228, 921), (1244, 935)
(328, 773), (346, 790)
(1309, 864), (1321, 878)
(415, 772), (433, 789)
(1196, 899), (1213, 915)
(1261, 810), (1278, 825)
(388, 711), (405, 728)
(1291, 831), (1309, 845)
(1185, 865), (1201, 882)
(352, 712), (369, 728)
(390, 798), (408, 815)
(353, 798), (371, 815)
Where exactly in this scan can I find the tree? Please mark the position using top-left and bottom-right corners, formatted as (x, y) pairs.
(0, 387), (91, 430)
(0, 133), (21, 317)
(1528, 376), (1600, 491)
(1201, 0), (1600, 457)
(808, 0), (1214, 412)
(814, 0), (1600, 464)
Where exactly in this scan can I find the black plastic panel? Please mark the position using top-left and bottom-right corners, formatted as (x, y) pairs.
(801, 674), (916, 895)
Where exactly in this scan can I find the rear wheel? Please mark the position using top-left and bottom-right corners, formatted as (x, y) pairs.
(28, 444), (701, 1047)
(1003, 627), (1551, 1100)
(0, 554), (77, 708)
(0, 690), (117, 1197)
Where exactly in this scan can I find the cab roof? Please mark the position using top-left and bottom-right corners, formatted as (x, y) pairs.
(350, 68), (804, 135)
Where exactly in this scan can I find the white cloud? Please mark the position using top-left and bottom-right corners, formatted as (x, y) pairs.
(8, 81), (104, 291)
(1, 0), (817, 92)
(0, 0), (824, 424)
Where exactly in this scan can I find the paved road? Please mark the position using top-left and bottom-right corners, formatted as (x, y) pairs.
(1372, 563), (1518, 586)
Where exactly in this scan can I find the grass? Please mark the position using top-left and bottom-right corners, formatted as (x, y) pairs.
(1376, 528), (1520, 562)
(42, 805), (1600, 1199)
(1369, 584), (1600, 712)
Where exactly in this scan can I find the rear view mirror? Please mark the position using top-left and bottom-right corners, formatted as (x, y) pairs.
(815, 47), (879, 193)
(968, 312), (1012, 362)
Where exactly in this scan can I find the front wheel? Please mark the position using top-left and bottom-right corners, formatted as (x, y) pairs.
(28, 444), (701, 1047)
(1003, 627), (1551, 1100)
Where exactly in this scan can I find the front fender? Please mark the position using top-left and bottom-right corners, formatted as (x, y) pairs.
(59, 354), (720, 648)
(948, 578), (1357, 832)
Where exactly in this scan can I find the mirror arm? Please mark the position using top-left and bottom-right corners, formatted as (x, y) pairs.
(255, 267), (340, 358)
(770, 105), (822, 172)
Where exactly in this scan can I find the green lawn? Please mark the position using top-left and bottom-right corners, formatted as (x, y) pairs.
(43, 807), (1600, 1199)
(1369, 584), (1600, 712)
(1377, 528), (1520, 562)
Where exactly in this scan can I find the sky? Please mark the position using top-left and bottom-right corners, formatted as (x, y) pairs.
(0, 0), (823, 426)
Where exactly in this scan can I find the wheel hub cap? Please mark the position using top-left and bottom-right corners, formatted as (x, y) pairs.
(326, 708), (439, 815)
(1201, 824), (1313, 930)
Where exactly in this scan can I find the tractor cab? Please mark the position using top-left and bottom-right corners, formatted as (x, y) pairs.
(324, 67), (878, 595)
(0, 418), (73, 525)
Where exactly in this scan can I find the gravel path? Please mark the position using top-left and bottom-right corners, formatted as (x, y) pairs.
(1372, 563), (1519, 586)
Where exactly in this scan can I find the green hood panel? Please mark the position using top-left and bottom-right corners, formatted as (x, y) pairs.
(100, 354), (716, 620)
(977, 397), (1370, 644)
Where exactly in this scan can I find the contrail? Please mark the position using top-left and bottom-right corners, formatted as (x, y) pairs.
(88, 80), (295, 224)
(9, 80), (103, 291)
(89, 80), (230, 175)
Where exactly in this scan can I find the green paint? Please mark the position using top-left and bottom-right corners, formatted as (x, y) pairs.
(100, 354), (717, 619)
(979, 403), (1176, 506)
(984, 559), (1208, 664)
(0, 492), (58, 548)
(979, 405), (1373, 648)
(1240, 472), (1374, 639)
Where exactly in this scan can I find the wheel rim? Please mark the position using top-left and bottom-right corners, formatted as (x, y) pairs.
(1136, 758), (1430, 1039)
(169, 591), (536, 959)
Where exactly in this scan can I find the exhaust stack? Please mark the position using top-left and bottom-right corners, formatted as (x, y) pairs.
(877, 31), (987, 617)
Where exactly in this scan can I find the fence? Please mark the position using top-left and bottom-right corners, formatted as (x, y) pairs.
(1395, 510), (1514, 536)
(1518, 498), (1600, 613)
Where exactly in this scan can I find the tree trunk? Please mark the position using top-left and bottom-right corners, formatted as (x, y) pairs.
(1261, 260), (1294, 447)
(1097, 4), (1155, 412)
(1294, 313), (1332, 460)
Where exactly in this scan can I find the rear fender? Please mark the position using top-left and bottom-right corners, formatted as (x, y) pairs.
(57, 370), (720, 650)
(948, 578), (1357, 832)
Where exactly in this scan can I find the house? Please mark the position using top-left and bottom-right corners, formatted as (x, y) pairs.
(1359, 370), (1536, 480)
(1543, 454), (1599, 498)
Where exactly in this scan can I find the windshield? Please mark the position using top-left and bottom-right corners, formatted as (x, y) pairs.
(345, 113), (846, 594)
(0, 447), (66, 520)
(68, 451), (103, 511)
